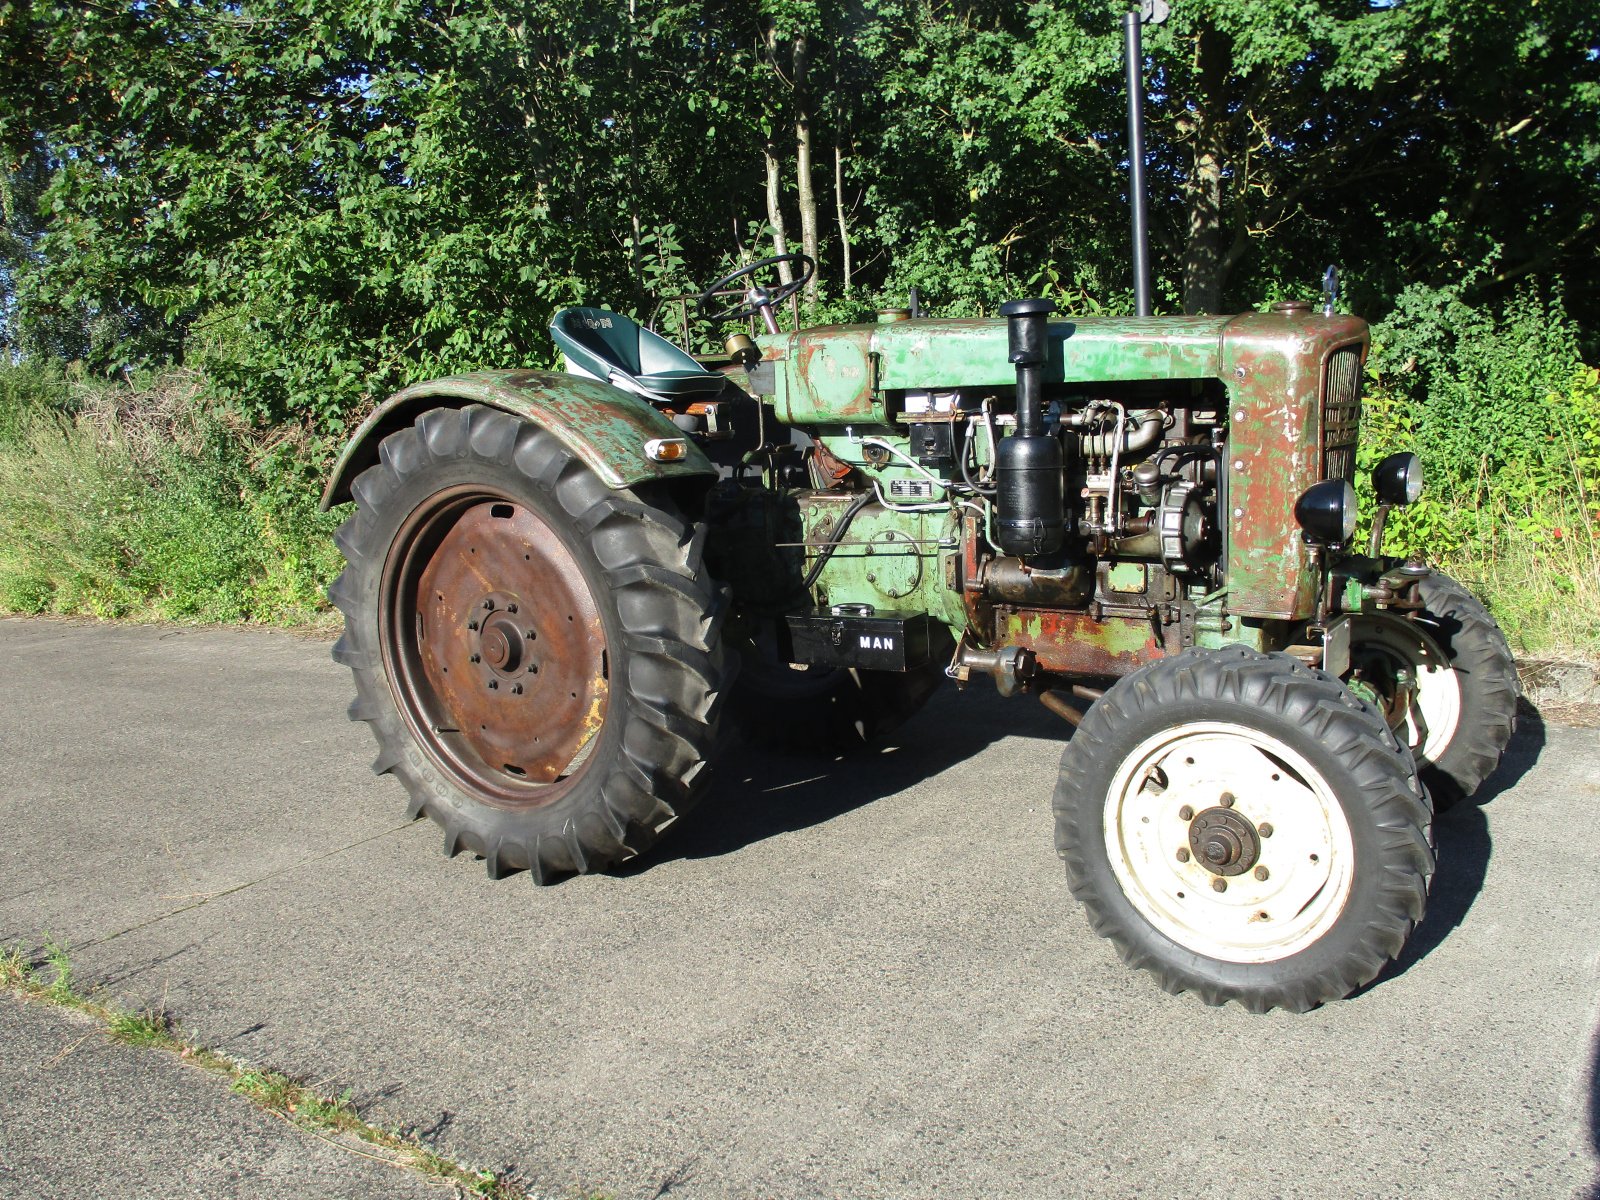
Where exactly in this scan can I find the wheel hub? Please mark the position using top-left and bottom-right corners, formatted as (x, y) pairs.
(382, 493), (610, 804)
(1187, 806), (1261, 877)
(473, 593), (536, 681)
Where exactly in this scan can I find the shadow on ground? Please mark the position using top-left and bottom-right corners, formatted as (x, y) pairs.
(1359, 700), (1546, 997)
(1588, 1022), (1600, 1200)
(642, 683), (1065, 868)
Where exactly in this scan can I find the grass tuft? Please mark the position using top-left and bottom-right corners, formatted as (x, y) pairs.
(1, 938), (532, 1198)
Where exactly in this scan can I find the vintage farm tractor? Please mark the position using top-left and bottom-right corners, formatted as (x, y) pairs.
(319, 260), (1518, 1013)
(318, 16), (1513, 1014)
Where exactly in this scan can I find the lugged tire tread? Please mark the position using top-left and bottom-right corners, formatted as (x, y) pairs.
(330, 404), (728, 883)
(1054, 645), (1433, 1014)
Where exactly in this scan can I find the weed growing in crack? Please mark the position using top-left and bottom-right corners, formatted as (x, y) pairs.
(43, 937), (73, 1003)
(1, 938), (532, 1198)
(106, 1007), (175, 1048)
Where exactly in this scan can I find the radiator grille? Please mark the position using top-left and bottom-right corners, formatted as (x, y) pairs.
(1321, 345), (1362, 481)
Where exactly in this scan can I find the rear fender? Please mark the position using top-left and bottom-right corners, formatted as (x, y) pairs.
(319, 369), (717, 511)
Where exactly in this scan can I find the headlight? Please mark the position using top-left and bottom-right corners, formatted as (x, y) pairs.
(1373, 451), (1423, 506)
(1294, 479), (1357, 545)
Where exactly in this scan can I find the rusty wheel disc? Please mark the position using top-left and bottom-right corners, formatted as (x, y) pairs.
(380, 486), (611, 809)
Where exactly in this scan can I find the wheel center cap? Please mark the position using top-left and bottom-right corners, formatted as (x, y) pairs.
(484, 627), (511, 668)
(1188, 807), (1261, 877)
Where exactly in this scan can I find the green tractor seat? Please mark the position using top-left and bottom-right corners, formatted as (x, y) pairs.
(549, 307), (727, 403)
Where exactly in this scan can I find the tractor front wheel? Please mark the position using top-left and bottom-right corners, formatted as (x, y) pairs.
(1053, 646), (1433, 1013)
(1343, 572), (1518, 809)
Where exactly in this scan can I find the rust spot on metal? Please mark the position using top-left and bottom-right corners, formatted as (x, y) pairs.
(995, 607), (1169, 677)
(1219, 313), (1369, 619)
(382, 488), (609, 808)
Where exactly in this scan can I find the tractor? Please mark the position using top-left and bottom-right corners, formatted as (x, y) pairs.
(319, 253), (1518, 1013)
(318, 0), (1515, 1018)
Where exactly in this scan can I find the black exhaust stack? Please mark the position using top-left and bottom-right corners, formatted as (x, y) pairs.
(995, 298), (1064, 559)
(1123, 2), (1167, 317)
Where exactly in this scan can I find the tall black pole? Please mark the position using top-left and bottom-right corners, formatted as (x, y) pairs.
(1124, 10), (1152, 318)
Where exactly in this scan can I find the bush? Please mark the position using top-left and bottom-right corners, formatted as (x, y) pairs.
(0, 366), (342, 624)
(1360, 280), (1599, 657)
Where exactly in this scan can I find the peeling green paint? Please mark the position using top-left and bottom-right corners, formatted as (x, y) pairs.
(320, 370), (716, 510)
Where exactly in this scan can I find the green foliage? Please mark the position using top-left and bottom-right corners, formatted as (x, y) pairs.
(0, 366), (342, 624)
(1358, 283), (1600, 656)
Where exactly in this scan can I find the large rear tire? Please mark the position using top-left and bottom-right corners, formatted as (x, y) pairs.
(329, 405), (729, 882)
(1054, 646), (1433, 1013)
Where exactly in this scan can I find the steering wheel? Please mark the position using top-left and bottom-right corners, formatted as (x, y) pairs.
(696, 253), (816, 323)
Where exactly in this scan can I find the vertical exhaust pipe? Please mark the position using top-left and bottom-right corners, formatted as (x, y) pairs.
(1123, 3), (1166, 317)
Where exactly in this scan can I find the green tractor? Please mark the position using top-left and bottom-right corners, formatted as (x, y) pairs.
(320, 254), (1517, 1013)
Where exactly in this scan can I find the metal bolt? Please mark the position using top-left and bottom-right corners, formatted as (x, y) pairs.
(1176, 848), (1190, 863)
(1219, 792), (1235, 808)
(866, 573), (877, 583)
(483, 599), (495, 611)
(1254, 865), (1270, 881)
(1258, 822), (1273, 838)
(487, 680), (499, 690)
(1178, 805), (1194, 821)
(1212, 878), (1228, 893)
(507, 603), (518, 614)
(1234, 408), (1246, 420)
(469, 653), (481, 664)
(511, 684), (523, 695)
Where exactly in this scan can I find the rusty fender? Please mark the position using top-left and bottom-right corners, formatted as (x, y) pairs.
(320, 370), (717, 511)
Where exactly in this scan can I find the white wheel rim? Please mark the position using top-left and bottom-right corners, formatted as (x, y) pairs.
(1103, 722), (1356, 964)
(1352, 616), (1462, 766)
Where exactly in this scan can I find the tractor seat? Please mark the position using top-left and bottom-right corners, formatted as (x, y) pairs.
(549, 307), (727, 403)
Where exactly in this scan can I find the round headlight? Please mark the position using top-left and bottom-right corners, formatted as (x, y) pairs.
(1294, 479), (1357, 545)
(1373, 451), (1423, 506)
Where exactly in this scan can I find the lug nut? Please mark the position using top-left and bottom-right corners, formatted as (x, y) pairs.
(511, 684), (524, 695)
(1258, 822), (1273, 838)
(1254, 866), (1270, 881)
(1219, 792), (1235, 808)
(1212, 878), (1228, 893)
(488, 680), (499, 690)
(467, 620), (479, 631)
(1178, 805), (1194, 821)
(483, 599), (495, 611)
(1176, 848), (1190, 863)
(507, 603), (518, 614)
(469, 653), (481, 664)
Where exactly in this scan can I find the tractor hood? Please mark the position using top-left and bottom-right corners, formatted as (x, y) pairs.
(761, 311), (1365, 426)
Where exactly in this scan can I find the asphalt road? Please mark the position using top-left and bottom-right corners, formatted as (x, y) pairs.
(1, 616), (1596, 1199)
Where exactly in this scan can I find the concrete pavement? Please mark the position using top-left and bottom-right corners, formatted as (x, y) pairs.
(1, 617), (1597, 1198)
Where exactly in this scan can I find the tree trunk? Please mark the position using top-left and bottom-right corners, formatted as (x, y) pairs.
(764, 142), (794, 286)
(761, 18), (794, 287)
(1181, 25), (1231, 315)
(793, 33), (819, 300)
(834, 140), (852, 293)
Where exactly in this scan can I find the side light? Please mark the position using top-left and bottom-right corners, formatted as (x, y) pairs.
(1294, 479), (1357, 545)
(1372, 451), (1423, 506)
(644, 437), (689, 463)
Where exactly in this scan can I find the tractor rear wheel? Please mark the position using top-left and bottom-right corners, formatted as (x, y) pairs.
(1054, 646), (1433, 1013)
(329, 405), (729, 882)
